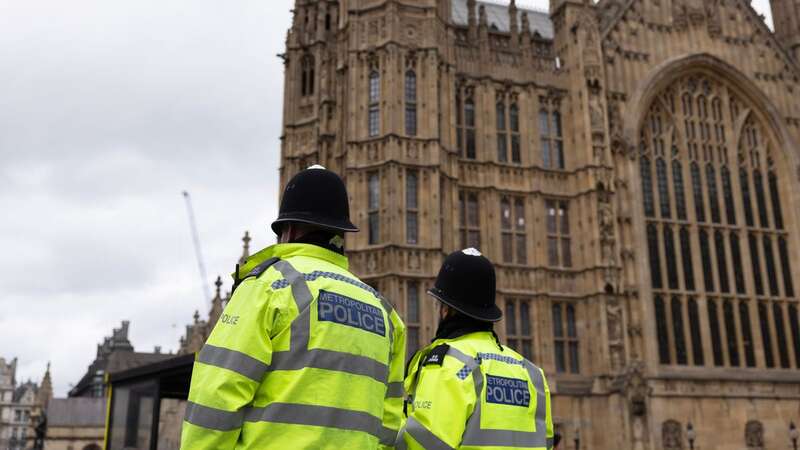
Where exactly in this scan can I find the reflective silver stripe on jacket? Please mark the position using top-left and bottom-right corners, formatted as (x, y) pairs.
(245, 402), (397, 445)
(197, 344), (269, 382)
(404, 417), (454, 450)
(184, 401), (244, 431)
(455, 348), (549, 448)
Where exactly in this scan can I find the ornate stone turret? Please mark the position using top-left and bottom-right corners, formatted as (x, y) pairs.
(208, 276), (224, 329)
(467, 0), (478, 41)
(239, 231), (251, 265)
(37, 362), (52, 410)
(509, 0), (519, 49)
(771, 0), (800, 59)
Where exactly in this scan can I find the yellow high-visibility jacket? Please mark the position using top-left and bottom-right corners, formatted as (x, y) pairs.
(399, 331), (553, 450)
(181, 243), (407, 450)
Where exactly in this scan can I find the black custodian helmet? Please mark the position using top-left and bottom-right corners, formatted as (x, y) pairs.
(427, 248), (502, 322)
(271, 165), (359, 235)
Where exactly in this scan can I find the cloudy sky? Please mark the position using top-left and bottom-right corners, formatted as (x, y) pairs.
(0, 0), (774, 397)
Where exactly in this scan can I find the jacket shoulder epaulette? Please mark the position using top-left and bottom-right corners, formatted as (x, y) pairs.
(232, 257), (281, 292)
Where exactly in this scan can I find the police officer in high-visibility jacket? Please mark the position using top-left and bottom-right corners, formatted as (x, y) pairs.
(181, 165), (407, 450)
(399, 248), (554, 450)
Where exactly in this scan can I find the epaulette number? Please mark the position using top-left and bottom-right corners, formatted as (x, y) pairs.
(423, 344), (450, 366)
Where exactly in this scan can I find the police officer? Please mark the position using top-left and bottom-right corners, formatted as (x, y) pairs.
(182, 165), (407, 450)
(398, 248), (554, 450)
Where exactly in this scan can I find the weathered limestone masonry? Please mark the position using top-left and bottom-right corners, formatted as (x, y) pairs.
(278, 0), (800, 448)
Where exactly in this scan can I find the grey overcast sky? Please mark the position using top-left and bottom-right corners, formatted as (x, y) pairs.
(0, 0), (774, 397)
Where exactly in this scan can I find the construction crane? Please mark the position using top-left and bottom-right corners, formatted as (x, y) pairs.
(182, 191), (211, 307)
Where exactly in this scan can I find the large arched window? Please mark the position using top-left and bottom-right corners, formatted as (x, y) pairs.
(640, 74), (799, 369)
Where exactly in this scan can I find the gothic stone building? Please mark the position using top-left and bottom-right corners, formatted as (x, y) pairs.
(278, 0), (800, 448)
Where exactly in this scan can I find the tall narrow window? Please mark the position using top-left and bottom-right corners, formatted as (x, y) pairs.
(671, 297), (688, 364)
(691, 162), (706, 222)
(301, 54), (315, 97)
(648, 224), (663, 289)
(758, 302), (775, 368)
(501, 198), (512, 262)
(699, 230), (714, 292)
(465, 99), (476, 159)
(406, 281), (420, 360)
(499, 197), (526, 264)
(456, 91), (476, 158)
(405, 71), (417, 136)
(764, 236), (780, 297)
(368, 71), (380, 137)
(754, 171), (769, 228)
(655, 296), (670, 364)
(540, 110), (551, 168)
(510, 103), (520, 163)
(657, 158), (671, 218)
(741, 168), (754, 226)
(749, 234), (764, 295)
(706, 164), (721, 224)
(459, 192), (480, 249)
(546, 200), (571, 267)
(496, 99), (508, 163)
(368, 173), (380, 244)
(715, 231), (730, 293)
(788, 304), (800, 368)
(708, 299), (724, 366)
(688, 298), (704, 365)
(664, 227), (679, 290)
(567, 304), (579, 373)
(739, 301), (756, 367)
(768, 172), (784, 229)
(506, 299), (533, 360)
(730, 233), (746, 294)
(680, 227), (695, 291)
(506, 300), (517, 350)
(519, 300), (532, 360)
(779, 237), (794, 297)
(553, 302), (579, 373)
(514, 199), (527, 264)
(673, 160), (687, 220)
(406, 170), (418, 245)
(641, 157), (655, 218)
(774, 303), (791, 368)
(553, 303), (565, 373)
(723, 299), (740, 366)
(540, 109), (565, 169)
(721, 166), (736, 225)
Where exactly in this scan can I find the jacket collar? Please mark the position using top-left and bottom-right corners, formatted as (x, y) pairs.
(234, 243), (349, 280)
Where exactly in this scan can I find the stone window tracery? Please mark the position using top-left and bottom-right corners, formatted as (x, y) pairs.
(500, 196), (527, 264)
(505, 298), (533, 360)
(406, 170), (418, 245)
(368, 70), (380, 137)
(456, 86), (476, 159)
(495, 92), (521, 164)
(539, 101), (564, 169)
(552, 302), (579, 373)
(405, 70), (417, 136)
(300, 54), (315, 97)
(639, 74), (799, 369)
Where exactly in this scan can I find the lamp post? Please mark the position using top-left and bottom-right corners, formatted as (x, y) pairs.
(790, 422), (799, 450)
(686, 422), (696, 450)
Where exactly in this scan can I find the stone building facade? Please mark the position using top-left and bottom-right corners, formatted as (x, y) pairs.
(278, 0), (800, 448)
(0, 358), (51, 450)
